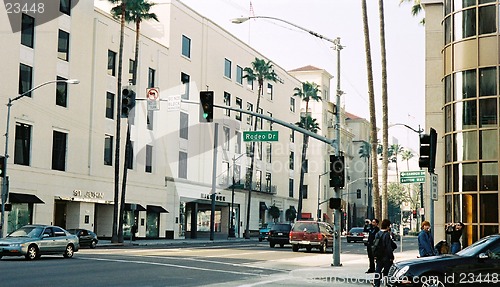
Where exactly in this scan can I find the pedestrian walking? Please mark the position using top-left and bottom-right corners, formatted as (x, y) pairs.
(364, 218), (379, 273)
(445, 222), (464, 254)
(418, 220), (436, 257)
(372, 219), (396, 287)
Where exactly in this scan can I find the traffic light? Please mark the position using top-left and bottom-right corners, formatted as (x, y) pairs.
(329, 198), (341, 209)
(199, 91), (214, 122)
(418, 128), (437, 173)
(0, 155), (5, 176)
(329, 155), (345, 188)
(121, 86), (136, 118)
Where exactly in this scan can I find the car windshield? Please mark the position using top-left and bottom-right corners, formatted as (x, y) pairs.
(456, 236), (497, 257)
(271, 224), (291, 232)
(7, 226), (44, 238)
(292, 222), (319, 233)
(349, 228), (363, 233)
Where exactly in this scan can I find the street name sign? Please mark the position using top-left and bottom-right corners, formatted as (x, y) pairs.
(400, 170), (426, 184)
(243, 131), (278, 142)
(430, 173), (438, 201)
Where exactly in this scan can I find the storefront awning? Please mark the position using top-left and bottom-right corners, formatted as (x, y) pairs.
(147, 205), (169, 213)
(9, 193), (44, 204)
(125, 203), (146, 211)
(259, 202), (268, 210)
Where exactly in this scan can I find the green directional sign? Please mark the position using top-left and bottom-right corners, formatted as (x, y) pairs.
(243, 131), (279, 142)
(400, 170), (426, 184)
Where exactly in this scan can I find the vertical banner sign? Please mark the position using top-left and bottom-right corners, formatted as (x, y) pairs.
(147, 87), (160, 111)
(430, 173), (438, 201)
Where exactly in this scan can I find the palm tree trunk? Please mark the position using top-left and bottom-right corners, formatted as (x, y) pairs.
(297, 135), (308, 220)
(362, 0), (380, 220)
(379, 0), (389, 219)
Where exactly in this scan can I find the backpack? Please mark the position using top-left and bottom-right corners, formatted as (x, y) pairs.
(371, 231), (386, 258)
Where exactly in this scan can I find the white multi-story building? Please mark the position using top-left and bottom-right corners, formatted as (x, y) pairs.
(0, 0), (320, 239)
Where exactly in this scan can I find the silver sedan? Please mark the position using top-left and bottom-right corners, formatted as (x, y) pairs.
(0, 225), (79, 260)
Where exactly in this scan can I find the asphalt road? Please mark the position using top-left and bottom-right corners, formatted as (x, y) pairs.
(0, 237), (419, 287)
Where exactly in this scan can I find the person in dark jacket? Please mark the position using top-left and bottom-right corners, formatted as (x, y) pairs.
(445, 222), (464, 254)
(373, 219), (396, 287)
(364, 218), (379, 273)
(418, 220), (436, 257)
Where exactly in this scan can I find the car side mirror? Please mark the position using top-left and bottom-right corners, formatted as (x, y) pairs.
(478, 252), (489, 259)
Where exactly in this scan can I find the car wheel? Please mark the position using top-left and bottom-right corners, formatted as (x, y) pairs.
(270, 242), (275, 248)
(63, 244), (74, 258)
(292, 245), (299, 252)
(319, 241), (327, 253)
(306, 246), (312, 252)
(25, 245), (38, 260)
(421, 273), (446, 287)
(90, 240), (97, 249)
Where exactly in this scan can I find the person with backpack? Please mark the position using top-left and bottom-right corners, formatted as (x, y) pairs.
(372, 219), (396, 287)
(418, 220), (436, 257)
(364, 218), (379, 273)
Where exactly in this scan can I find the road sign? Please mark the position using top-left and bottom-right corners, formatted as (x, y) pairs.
(400, 170), (426, 184)
(430, 173), (438, 201)
(243, 131), (279, 142)
(167, 95), (181, 111)
(147, 87), (160, 111)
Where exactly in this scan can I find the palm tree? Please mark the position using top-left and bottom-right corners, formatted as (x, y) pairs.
(358, 141), (372, 218)
(399, 0), (424, 25)
(401, 149), (414, 171)
(361, 0), (380, 220)
(296, 115), (320, 220)
(293, 82), (321, 220)
(242, 58), (278, 239)
(112, 0), (158, 243)
(379, 0), (389, 219)
(389, 144), (403, 182)
(108, 0), (127, 243)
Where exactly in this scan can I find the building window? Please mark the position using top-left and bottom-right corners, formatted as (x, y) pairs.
(302, 185), (308, 199)
(289, 179), (294, 198)
(60, 0), (71, 15)
(148, 68), (155, 88)
(290, 130), (294, 143)
(236, 65), (243, 85)
(126, 140), (134, 169)
(180, 112), (189, 140)
(267, 112), (273, 130)
(58, 30), (70, 61)
(104, 135), (113, 166)
(303, 159), (309, 173)
(147, 110), (154, 130)
(289, 151), (294, 170)
(129, 59), (135, 82)
(52, 131), (67, 171)
(454, 8), (476, 41)
(106, 92), (114, 119)
(235, 98), (242, 121)
(19, 63), (33, 97)
(246, 142), (252, 157)
(478, 5), (496, 35)
(179, 151), (187, 179)
(181, 72), (190, 100)
(479, 67), (496, 97)
(247, 77), (254, 90)
(21, 14), (34, 48)
(108, 50), (116, 76)
(56, 76), (68, 107)
(235, 131), (241, 154)
(145, 145), (153, 173)
(223, 92), (231, 116)
(234, 165), (241, 183)
(256, 170), (262, 191)
(224, 58), (232, 78)
(290, 97), (296, 112)
(181, 35), (191, 58)
(223, 126), (230, 151)
(266, 143), (272, 163)
(257, 108), (263, 129)
(246, 102), (253, 125)
(266, 173), (272, 192)
(267, 83), (273, 100)
(14, 123), (31, 166)
(455, 69), (476, 100)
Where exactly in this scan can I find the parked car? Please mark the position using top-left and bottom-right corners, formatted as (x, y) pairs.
(267, 223), (292, 248)
(0, 225), (79, 260)
(387, 234), (500, 286)
(259, 223), (275, 242)
(67, 228), (98, 248)
(346, 227), (366, 243)
(289, 221), (334, 253)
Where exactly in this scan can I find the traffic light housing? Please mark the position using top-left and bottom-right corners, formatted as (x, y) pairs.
(329, 198), (341, 209)
(121, 86), (136, 118)
(418, 128), (437, 173)
(329, 155), (345, 188)
(0, 155), (5, 177)
(199, 91), (214, 122)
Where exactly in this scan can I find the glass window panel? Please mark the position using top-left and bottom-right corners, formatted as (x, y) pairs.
(455, 131), (477, 161)
(107, 50), (116, 76)
(445, 75), (452, 103)
(445, 0), (452, 15)
(145, 145), (152, 173)
(455, 70), (476, 100)
(454, 0), (476, 11)
(56, 76), (68, 107)
(479, 0), (495, 3)
(19, 64), (33, 97)
(181, 35), (191, 58)
(104, 135), (113, 166)
(224, 58), (231, 78)
(236, 66), (243, 85)
(14, 123), (31, 166)
(58, 30), (70, 61)
(455, 100), (477, 130)
(462, 223), (478, 247)
(479, 67), (496, 96)
(445, 195), (453, 223)
(223, 92), (231, 116)
(480, 129), (498, 159)
(52, 131), (67, 171)
(445, 16), (452, 44)
(106, 92), (114, 119)
(454, 9), (476, 41)
(480, 225), (499, 238)
(178, 151), (187, 179)
(446, 165), (453, 195)
(455, 163), (478, 191)
(480, 162), (498, 191)
(462, 193), (478, 223)
(21, 14), (34, 48)
(445, 105), (452, 133)
(179, 112), (188, 140)
(453, 193), (461, 220)
(235, 98), (242, 121)
(181, 72), (190, 100)
(445, 134), (452, 162)
(478, 5), (496, 35)
(480, 194), (498, 223)
(60, 0), (71, 15)
(479, 98), (497, 127)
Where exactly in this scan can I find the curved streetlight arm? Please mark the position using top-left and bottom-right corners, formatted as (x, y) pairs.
(11, 79), (80, 103)
(231, 16), (339, 45)
(389, 123), (423, 134)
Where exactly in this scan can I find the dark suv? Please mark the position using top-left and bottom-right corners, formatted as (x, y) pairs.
(289, 221), (334, 253)
(267, 223), (292, 248)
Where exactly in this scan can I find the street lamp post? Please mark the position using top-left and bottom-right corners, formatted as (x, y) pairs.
(229, 154), (245, 238)
(232, 15), (343, 267)
(1, 79), (79, 238)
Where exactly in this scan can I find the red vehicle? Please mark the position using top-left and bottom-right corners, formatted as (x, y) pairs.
(289, 221), (334, 253)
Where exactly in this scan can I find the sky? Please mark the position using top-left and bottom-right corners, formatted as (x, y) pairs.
(177, 0), (426, 152)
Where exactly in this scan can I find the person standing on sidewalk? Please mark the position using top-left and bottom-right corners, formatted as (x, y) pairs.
(445, 222), (464, 254)
(418, 220), (436, 257)
(373, 219), (395, 287)
(364, 218), (379, 273)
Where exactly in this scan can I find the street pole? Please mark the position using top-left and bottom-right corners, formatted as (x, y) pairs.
(210, 123), (218, 241)
(317, 171), (328, 221)
(1, 79), (79, 238)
